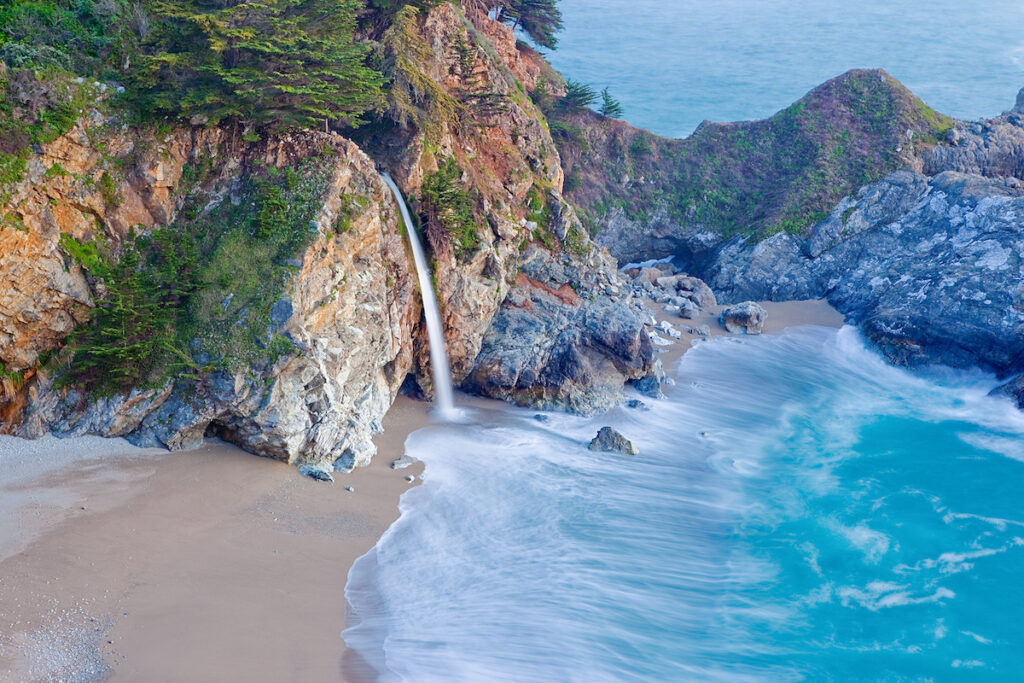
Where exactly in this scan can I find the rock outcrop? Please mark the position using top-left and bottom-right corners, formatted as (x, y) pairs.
(0, 1), (659, 469)
(362, 2), (654, 411)
(5, 123), (419, 470)
(557, 69), (954, 266)
(991, 375), (1024, 409)
(588, 426), (638, 455)
(704, 169), (1024, 375)
(464, 244), (656, 414)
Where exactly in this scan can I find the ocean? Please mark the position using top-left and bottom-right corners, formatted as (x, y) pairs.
(546, 0), (1024, 138)
(343, 4), (1024, 680)
(345, 327), (1024, 681)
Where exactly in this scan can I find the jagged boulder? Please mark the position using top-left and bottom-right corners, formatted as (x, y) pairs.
(990, 376), (1024, 409)
(588, 426), (639, 455)
(719, 302), (767, 334)
(463, 245), (656, 415)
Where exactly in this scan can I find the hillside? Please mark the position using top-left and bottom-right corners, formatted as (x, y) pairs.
(555, 69), (954, 258)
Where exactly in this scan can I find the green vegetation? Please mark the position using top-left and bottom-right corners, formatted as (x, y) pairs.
(59, 153), (336, 394)
(558, 79), (596, 115)
(486, 0), (563, 50)
(0, 361), (27, 394)
(556, 69), (955, 240)
(598, 87), (623, 119)
(133, 0), (384, 130)
(420, 157), (480, 260)
(0, 66), (93, 191)
(376, 5), (462, 134)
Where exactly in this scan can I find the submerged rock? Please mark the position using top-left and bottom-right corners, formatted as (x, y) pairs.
(990, 376), (1024, 409)
(588, 426), (639, 455)
(719, 302), (767, 334)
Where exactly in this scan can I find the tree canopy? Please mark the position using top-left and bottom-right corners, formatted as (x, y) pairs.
(133, 0), (384, 130)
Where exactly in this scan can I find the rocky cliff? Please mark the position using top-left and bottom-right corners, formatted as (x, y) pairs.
(2, 120), (422, 470)
(356, 2), (656, 411)
(0, 1), (657, 470)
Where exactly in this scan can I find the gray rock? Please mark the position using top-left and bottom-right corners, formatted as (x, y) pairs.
(634, 267), (663, 283)
(676, 277), (717, 308)
(463, 244), (656, 415)
(404, 474), (416, 483)
(625, 399), (647, 410)
(696, 325), (711, 336)
(719, 302), (767, 334)
(299, 465), (334, 483)
(588, 426), (639, 455)
(391, 455), (415, 470)
(656, 275), (679, 290)
(990, 375), (1024, 409)
(269, 298), (293, 326)
(679, 301), (700, 319)
(631, 358), (667, 398)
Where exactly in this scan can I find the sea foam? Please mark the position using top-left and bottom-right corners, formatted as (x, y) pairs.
(345, 326), (1024, 680)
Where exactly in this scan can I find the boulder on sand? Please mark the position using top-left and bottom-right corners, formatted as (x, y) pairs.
(719, 302), (767, 334)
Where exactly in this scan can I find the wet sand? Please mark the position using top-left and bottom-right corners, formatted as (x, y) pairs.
(648, 298), (845, 372)
(0, 299), (842, 682)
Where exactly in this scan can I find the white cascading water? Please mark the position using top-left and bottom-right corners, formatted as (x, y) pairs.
(380, 173), (456, 417)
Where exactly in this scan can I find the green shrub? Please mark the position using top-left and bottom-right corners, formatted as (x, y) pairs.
(58, 151), (337, 395)
(421, 157), (480, 260)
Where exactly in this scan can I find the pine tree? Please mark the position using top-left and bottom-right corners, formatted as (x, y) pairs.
(136, 0), (384, 130)
(599, 87), (623, 119)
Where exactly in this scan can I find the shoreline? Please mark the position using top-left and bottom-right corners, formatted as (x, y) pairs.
(0, 299), (840, 682)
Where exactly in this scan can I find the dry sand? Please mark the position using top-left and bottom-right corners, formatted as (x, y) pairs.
(0, 299), (842, 682)
(0, 396), (429, 683)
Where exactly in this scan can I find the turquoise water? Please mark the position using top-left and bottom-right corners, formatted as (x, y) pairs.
(547, 0), (1024, 137)
(345, 327), (1024, 680)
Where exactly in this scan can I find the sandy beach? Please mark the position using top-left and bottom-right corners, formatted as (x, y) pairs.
(649, 297), (845, 372)
(0, 397), (429, 683)
(0, 299), (841, 683)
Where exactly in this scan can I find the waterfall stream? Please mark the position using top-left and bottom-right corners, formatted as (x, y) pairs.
(381, 173), (456, 417)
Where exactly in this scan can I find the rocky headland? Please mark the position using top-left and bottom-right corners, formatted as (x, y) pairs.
(558, 71), (1024, 388)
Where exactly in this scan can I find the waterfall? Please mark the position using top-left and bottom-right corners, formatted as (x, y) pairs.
(381, 173), (456, 417)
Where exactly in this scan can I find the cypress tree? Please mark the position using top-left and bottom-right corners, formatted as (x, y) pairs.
(136, 0), (384, 130)
(599, 87), (623, 118)
(491, 0), (563, 50)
